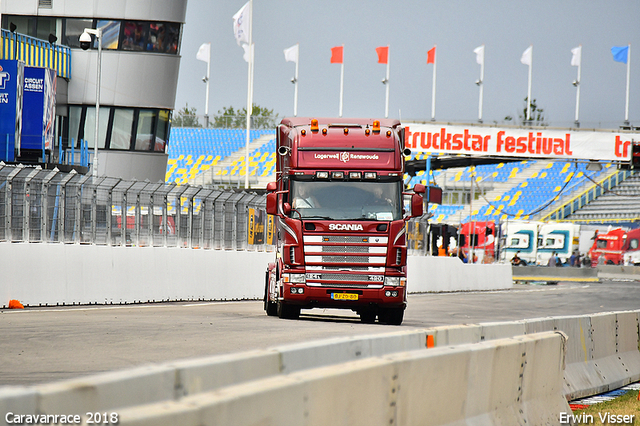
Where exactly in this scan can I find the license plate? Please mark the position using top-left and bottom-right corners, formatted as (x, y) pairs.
(332, 293), (358, 301)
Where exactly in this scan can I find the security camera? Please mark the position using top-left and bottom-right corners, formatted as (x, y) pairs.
(79, 31), (92, 50)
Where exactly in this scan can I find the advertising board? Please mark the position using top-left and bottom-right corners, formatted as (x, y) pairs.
(0, 60), (24, 162)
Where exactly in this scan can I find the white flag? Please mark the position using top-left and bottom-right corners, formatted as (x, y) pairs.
(473, 45), (484, 65)
(233, 1), (251, 46)
(196, 42), (210, 63)
(242, 43), (254, 63)
(571, 46), (581, 67)
(284, 44), (299, 64)
(520, 46), (532, 66)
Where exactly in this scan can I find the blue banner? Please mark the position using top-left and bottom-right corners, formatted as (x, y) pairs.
(0, 60), (24, 162)
(22, 67), (57, 151)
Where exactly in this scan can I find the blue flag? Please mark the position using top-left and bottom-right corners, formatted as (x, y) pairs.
(611, 46), (629, 64)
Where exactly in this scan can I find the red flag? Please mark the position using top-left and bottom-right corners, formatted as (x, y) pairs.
(330, 46), (343, 64)
(375, 46), (388, 64)
(427, 46), (436, 64)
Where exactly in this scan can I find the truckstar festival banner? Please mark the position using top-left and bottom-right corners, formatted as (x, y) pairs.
(405, 123), (640, 162)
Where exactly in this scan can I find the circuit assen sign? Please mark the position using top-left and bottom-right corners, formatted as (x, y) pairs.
(405, 123), (640, 162)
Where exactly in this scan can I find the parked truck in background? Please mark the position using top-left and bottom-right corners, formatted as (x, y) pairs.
(500, 220), (542, 265)
(622, 228), (640, 266)
(589, 227), (627, 266)
(264, 117), (436, 325)
(459, 221), (495, 263)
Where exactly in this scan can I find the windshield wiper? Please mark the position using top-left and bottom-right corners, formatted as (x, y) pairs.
(300, 215), (334, 220)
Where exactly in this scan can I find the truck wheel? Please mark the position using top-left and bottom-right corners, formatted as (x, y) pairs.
(359, 309), (377, 324)
(277, 300), (300, 320)
(380, 307), (404, 325)
(264, 271), (277, 316)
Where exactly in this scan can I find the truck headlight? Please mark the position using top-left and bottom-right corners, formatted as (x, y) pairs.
(384, 276), (406, 287)
(284, 273), (306, 284)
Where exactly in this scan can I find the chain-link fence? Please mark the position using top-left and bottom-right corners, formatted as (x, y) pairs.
(0, 164), (274, 251)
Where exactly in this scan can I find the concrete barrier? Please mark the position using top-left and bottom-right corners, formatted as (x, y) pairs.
(408, 256), (512, 292)
(113, 333), (568, 426)
(0, 243), (512, 308)
(511, 265), (599, 282)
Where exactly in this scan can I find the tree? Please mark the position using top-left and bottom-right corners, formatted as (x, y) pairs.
(505, 97), (545, 125)
(172, 104), (201, 128)
(213, 105), (279, 129)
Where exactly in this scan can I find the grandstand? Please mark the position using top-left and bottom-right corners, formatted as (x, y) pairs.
(166, 128), (275, 186)
(405, 157), (617, 225)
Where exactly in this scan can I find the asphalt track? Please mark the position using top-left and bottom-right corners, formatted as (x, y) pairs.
(1, 279), (639, 386)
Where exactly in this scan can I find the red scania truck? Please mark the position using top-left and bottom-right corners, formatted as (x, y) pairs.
(264, 117), (430, 325)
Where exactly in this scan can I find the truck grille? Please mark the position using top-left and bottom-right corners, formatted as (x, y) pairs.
(303, 233), (388, 287)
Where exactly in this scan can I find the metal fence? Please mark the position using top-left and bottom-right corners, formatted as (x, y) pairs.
(0, 164), (273, 251)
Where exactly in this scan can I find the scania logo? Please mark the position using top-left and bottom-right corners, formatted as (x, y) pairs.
(329, 223), (363, 231)
(340, 151), (350, 163)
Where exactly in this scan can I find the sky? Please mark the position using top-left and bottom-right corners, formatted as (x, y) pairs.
(174, 0), (640, 130)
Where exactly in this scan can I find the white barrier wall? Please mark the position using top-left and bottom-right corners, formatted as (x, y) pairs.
(0, 243), (512, 307)
(408, 256), (512, 292)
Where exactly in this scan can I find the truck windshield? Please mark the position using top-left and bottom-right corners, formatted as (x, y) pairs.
(290, 180), (403, 221)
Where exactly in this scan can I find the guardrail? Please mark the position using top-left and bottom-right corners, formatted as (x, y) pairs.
(1, 29), (72, 80)
(3, 311), (638, 425)
(541, 169), (632, 222)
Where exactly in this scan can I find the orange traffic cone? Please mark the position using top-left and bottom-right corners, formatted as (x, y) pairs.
(8, 300), (24, 309)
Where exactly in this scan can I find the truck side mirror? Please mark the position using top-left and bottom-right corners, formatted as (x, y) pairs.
(266, 181), (277, 192)
(266, 193), (278, 215)
(283, 202), (292, 215)
(413, 183), (426, 194)
(427, 186), (442, 204)
(410, 193), (423, 217)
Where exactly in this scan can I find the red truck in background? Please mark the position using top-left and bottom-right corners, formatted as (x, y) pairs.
(589, 227), (640, 266)
(589, 228), (627, 265)
(264, 117), (437, 325)
(459, 221), (496, 263)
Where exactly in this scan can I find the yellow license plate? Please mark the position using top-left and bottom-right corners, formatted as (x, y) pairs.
(332, 293), (358, 301)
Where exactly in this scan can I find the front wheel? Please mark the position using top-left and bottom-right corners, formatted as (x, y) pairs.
(379, 307), (404, 325)
(277, 300), (300, 320)
(264, 271), (277, 316)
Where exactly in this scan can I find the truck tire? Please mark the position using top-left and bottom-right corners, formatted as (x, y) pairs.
(264, 271), (277, 316)
(359, 309), (377, 324)
(379, 307), (404, 325)
(277, 300), (300, 320)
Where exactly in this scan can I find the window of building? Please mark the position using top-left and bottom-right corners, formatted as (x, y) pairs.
(135, 110), (156, 151)
(155, 111), (170, 152)
(35, 17), (57, 41)
(68, 106), (82, 148)
(110, 108), (134, 150)
(95, 20), (121, 50)
(122, 21), (148, 51)
(82, 107), (109, 149)
(63, 18), (93, 48)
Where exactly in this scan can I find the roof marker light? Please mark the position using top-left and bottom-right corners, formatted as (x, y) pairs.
(364, 172), (377, 179)
(322, 128), (328, 135)
(316, 171), (329, 179)
(386, 130), (392, 137)
(344, 128), (349, 135)
(349, 172), (362, 180)
(301, 129), (306, 136)
(332, 171), (344, 179)
(365, 128), (370, 136)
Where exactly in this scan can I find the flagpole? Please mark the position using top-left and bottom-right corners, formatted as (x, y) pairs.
(478, 45), (484, 123)
(293, 43), (299, 117)
(244, 0), (253, 189)
(205, 44), (211, 128)
(431, 45), (436, 121)
(339, 45), (344, 118)
(526, 45), (532, 123)
(385, 45), (390, 118)
(574, 45), (581, 126)
(625, 44), (631, 124)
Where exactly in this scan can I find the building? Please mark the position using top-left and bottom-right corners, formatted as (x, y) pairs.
(1, 0), (187, 181)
